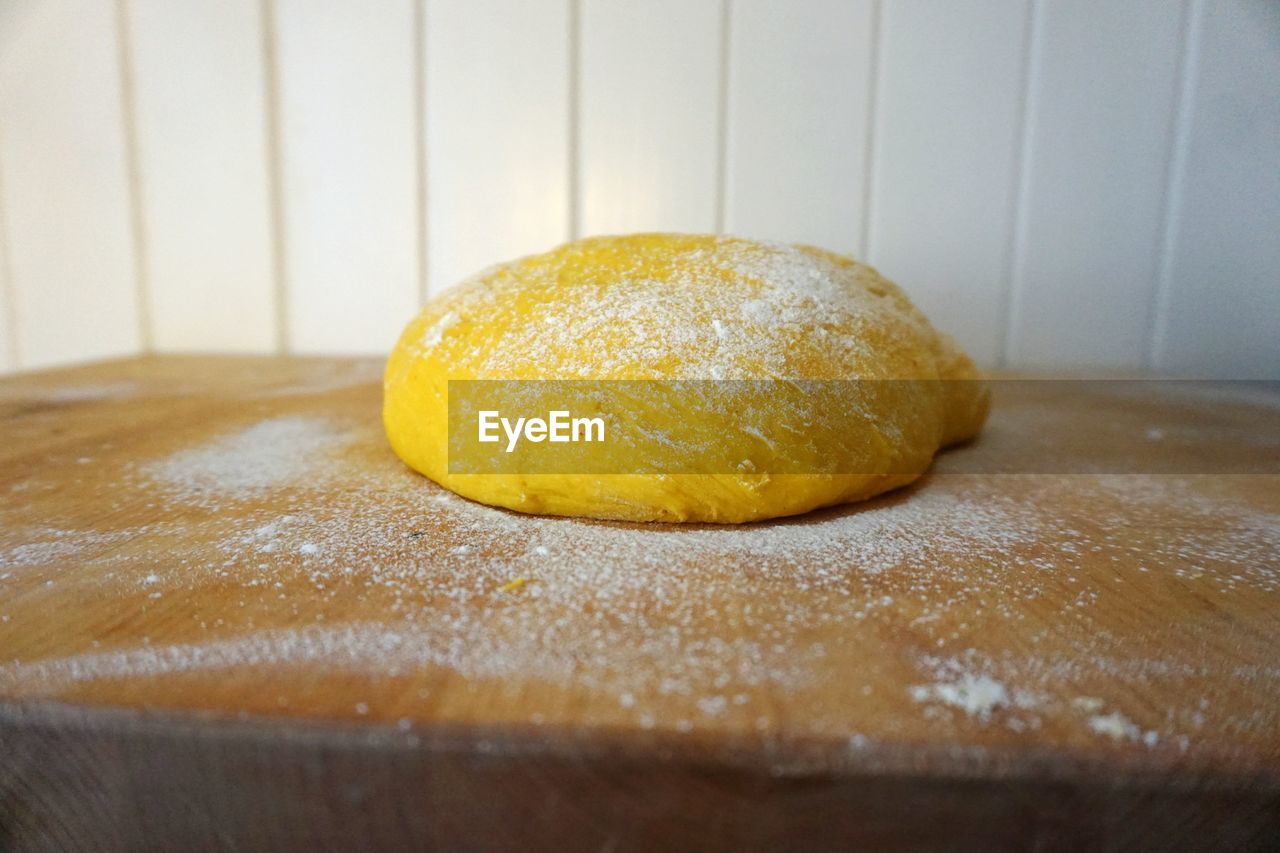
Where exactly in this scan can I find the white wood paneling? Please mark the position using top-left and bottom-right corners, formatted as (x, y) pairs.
(0, 159), (14, 372)
(0, 0), (141, 369)
(868, 0), (1029, 367)
(126, 0), (277, 353)
(1154, 0), (1280, 379)
(425, 0), (570, 295)
(726, 0), (873, 255)
(0, 0), (1274, 378)
(1006, 0), (1186, 370)
(274, 0), (419, 353)
(579, 0), (722, 235)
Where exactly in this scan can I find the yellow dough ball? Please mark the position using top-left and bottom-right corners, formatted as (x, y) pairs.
(383, 233), (988, 523)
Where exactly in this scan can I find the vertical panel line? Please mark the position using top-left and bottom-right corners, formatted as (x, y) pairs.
(260, 0), (290, 352)
(414, 0), (429, 302)
(567, 0), (582, 240)
(114, 0), (154, 354)
(997, 0), (1043, 369)
(1148, 0), (1201, 373)
(0, 144), (20, 368)
(857, 0), (883, 260)
(714, 0), (732, 234)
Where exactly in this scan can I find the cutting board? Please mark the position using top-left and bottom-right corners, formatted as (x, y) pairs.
(1, 356), (1278, 850)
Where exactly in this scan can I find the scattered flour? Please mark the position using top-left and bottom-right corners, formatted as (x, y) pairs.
(910, 673), (1010, 721)
(1088, 711), (1141, 741)
(421, 311), (460, 348)
(141, 416), (352, 501)
(1, 405), (1277, 750)
(0, 527), (141, 570)
(407, 236), (924, 381)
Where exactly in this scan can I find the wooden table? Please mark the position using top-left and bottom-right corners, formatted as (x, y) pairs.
(1, 356), (1277, 850)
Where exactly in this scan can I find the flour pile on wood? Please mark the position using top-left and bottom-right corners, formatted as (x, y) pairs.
(142, 416), (351, 501)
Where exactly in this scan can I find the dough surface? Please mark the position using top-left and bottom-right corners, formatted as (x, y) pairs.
(384, 233), (988, 523)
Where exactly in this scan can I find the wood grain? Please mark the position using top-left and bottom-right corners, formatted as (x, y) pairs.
(0, 356), (1278, 849)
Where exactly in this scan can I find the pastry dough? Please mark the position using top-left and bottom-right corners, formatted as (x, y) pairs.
(384, 234), (988, 523)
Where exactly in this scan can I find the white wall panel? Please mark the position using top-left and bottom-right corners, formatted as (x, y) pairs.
(274, 0), (419, 352)
(0, 164), (14, 372)
(0, 0), (141, 369)
(0, 0), (1274, 377)
(869, 0), (1029, 367)
(127, 0), (277, 353)
(579, 0), (722, 235)
(726, 0), (873, 254)
(426, 0), (570, 295)
(1006, 0), (1185, 370)
(1153, 0), (1280, 379)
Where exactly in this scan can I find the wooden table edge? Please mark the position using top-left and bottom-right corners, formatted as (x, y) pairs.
(5, 698), (1278, 794)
